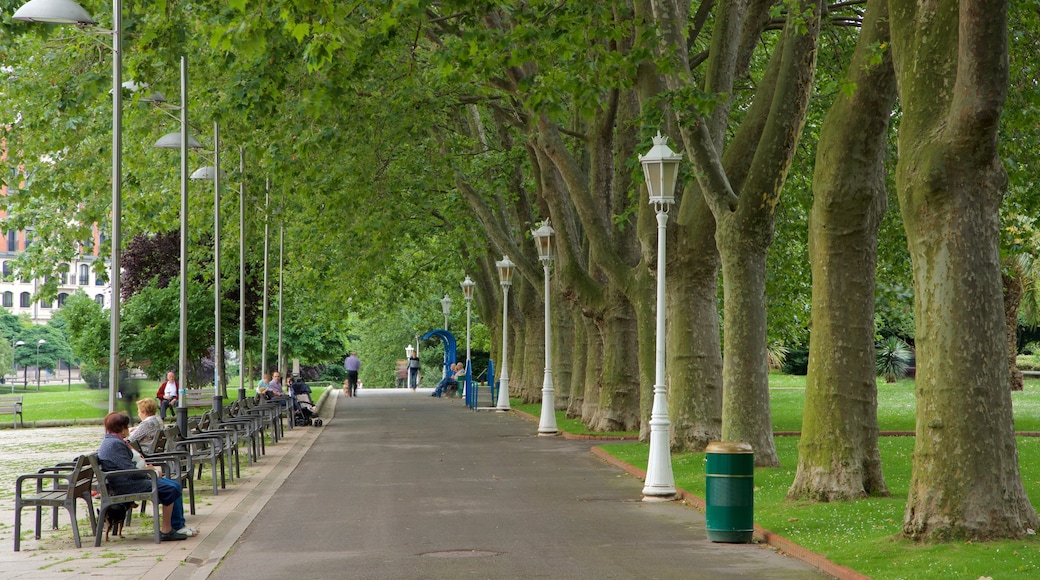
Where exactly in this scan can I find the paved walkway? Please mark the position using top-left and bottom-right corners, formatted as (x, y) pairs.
(2, 389), (828, 579)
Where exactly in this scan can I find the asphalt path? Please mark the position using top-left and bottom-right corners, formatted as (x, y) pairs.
(208, 391), (825, 579)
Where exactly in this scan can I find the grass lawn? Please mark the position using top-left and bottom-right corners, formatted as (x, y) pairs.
(579, 373), (1040, 579)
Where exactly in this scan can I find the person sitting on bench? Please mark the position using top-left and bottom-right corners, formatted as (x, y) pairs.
(431, 362), (463, 398)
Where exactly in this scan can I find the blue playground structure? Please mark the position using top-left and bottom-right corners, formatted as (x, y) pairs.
(419, 328), (497, 409)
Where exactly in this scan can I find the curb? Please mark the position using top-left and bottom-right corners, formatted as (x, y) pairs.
(588, 446), (869, 580)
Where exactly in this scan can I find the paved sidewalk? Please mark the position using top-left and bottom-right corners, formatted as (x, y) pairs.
(0, 392), (330, 580)
(3, 389), (830, 579)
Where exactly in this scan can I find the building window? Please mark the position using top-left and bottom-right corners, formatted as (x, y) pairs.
(2, 292), (11, 308)
(2, 261), (10, 278)
(6, 230), (15, 252)
(95, 273), (104, 285)
(94, 294), (104, 307)
(40, 298), (52, 309)
(59, 264), (69, 285)
(19, 292), (30, 308)
(79, 264), (89, 285)
(57, 293), (68, 308)
(24, 230), (33, 249)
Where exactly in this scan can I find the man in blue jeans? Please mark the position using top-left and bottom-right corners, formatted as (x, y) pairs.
(97, 412), (198, 541)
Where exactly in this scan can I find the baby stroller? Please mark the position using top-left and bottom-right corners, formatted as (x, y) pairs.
(291, 387), (323, 427)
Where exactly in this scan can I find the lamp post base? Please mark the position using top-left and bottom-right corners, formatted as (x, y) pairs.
(641, 491), (677, 503)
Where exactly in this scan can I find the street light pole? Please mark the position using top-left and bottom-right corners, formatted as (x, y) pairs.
(460, 276), (475, 403)
(12, 340), (24, 394)
(532, 221), (557, 435)
(238, 147), (247, 402)
(639, 131), (682, 501)
(14, 0), (123, 413)
(495, 256), (515, 411)
(190, 122), (223, 419)
(36, 339), (46, 392)
(261, 178), (270, 381)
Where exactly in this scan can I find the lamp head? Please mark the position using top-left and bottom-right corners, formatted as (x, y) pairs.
(496, 256), (516, 286)
(460, 275), (476, 301)
(13, 0), (95, 25)
(190, 166), (224, 180)
(153, 132), (203, 150)
(406, 344), (414, 357)
(531, 220), (555, 262)
(440, 294), (453, 316)
(639, 131), (683, 207)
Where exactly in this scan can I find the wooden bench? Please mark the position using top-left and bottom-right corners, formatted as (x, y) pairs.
(0, 395), (24, 428)
(14, 454), (96, 551)
(183, 388), (218, 408)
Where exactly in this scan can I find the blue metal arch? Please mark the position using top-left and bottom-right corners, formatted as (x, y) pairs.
(420, 329), (457, 379)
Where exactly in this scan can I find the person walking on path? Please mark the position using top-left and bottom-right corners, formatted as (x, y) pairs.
(407, 353), (421, 390)
(344, 351), (361, 397)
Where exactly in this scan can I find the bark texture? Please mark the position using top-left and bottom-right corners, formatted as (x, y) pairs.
(788, 0), (895, 502)
(890, 0), (1040, 540)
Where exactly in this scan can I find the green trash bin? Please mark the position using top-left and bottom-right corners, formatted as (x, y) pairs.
(705, 441), (754, 543)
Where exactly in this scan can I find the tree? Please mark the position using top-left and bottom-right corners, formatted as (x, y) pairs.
(890, 0), (1039, 539)
(51, 291), (107, 375)
(787, 0), (895, 501)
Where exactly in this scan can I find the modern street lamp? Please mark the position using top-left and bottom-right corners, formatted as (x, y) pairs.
(36, 339), (46, 392)
(190, 121), (225, 420)
(495, 256), (515, 411)
(532, 220), (558, 435)
(238, 147), (247, 402)
(460, 275), (475, 402)
(261, 178), (271, 382)
(12, 340), (24, 394)
(440, 294), (452, 331)
(14, 0), (124, 413)
(152, 57), (202, 434)
(639, 131), (682, 501)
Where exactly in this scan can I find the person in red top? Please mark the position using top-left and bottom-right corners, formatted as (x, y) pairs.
(157, 371), (179, 421)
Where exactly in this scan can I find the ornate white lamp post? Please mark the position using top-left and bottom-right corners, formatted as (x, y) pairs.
(440, 294), (452, 331)
(532, 221), (558, 435)
(639, 131), (682, 500)
(495, 256), (515, 410)
(35, 339), (46, 392)
(14, 0), (123, 412)
(460, 275), (475, 401)
(405, 344), (415, 389)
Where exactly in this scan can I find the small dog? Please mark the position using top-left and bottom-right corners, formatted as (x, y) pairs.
(103, 503), (133, 541)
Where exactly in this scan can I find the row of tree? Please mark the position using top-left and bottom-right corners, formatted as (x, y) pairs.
(4, 0), (1039, 541)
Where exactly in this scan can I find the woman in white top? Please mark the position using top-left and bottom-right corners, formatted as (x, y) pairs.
(158, 371), (179, 420)
(128, 398), (164, 453)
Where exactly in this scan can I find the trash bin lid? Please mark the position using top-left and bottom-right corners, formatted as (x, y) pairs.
(705, 441), (753, 454)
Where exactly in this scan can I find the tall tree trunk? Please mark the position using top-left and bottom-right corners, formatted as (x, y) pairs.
(890, 0), (1039, 539)
(788, 0), (895, 502)
(551, 292), (575, 410)
(1003, 269), (1024, 392)
(567, 311), (589, 418)
(667, 198), (724, 449)
(589, 287), (642, 431)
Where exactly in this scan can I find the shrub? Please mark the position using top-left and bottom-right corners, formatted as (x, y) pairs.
(876, 336), (912, 382)
(782, 348), (809, 375)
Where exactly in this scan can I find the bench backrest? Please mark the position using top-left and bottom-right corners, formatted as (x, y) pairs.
(0, 395), (23, 409)
(182, 388), (217, 407)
